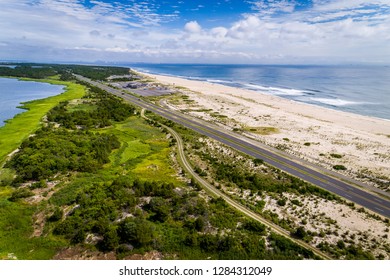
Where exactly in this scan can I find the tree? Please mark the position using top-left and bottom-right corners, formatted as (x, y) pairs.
(194, 217), (206, 232)
(99, 226), (119, 251)
(293, 226), (307, 239)
(117, 218), (156, 248)
(148, 197), (170, 222)
(242, 219), (266, 235)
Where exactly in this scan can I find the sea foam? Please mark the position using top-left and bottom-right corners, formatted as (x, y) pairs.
(309, 98), (367, 107)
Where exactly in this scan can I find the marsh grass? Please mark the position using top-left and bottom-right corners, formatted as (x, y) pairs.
(102, 116), (179, 184)
(0, 79), (86, 165)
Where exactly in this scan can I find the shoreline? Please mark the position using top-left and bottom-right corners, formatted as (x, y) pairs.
(137, 71), (390, 134)
(0, 78), (85, 165)
(135, 70), (390, 191)
(133, 69), (390, 123)
(0, 77), (66, 127)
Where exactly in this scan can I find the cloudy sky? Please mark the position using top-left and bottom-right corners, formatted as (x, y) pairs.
(0, 0), (389, 64)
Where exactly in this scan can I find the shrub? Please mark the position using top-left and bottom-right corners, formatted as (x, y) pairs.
(47, 207), (63, 222)
(242, 219), (266, 235)
(277, 199), (287, 206)
(291, 199), (302, 207)
(8, 188), (34, 202)
(330, 153), (343, 158)
(293, 226), (307, 239)
(253, 158), (264, 166)
(333, 165), (347, 171)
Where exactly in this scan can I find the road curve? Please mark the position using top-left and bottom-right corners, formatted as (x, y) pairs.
(74, 75), (390, 218)
(141, 109), (331, 260)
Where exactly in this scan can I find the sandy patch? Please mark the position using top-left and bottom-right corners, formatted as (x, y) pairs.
(263, 193), (389, 259)
(143, 72), (390, 192)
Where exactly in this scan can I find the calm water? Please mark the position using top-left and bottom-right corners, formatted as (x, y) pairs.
(0, 78), (64, 126)
(130, 64), (390, 120)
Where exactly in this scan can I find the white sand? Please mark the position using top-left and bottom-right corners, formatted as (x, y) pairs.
(139, 72), (390, 191)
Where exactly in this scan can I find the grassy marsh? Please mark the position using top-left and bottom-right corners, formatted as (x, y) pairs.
(0, 79), (86, 165)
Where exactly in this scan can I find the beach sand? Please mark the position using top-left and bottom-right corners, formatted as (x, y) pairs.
(138, 72), (390, 192)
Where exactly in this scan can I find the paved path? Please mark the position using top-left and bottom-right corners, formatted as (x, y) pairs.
(141, 109), (331, 260)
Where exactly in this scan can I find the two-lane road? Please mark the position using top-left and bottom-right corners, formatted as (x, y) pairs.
(75, 75), (390, 218)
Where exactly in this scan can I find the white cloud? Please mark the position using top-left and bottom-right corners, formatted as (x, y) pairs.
(0, 0), (389, 64)
(250, 0), (296, 15)
(184, 21), (202, 33)
(211, 27), (228, 38)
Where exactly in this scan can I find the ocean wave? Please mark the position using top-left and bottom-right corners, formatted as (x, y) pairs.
(309, 98), (367, 107)
(243, 84), (308, 96)
(206, 79), (234, 84)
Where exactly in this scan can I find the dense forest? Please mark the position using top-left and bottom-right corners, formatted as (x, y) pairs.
(47, 88), (136, 129)
(6, 127), (120, 182)
(0, 63), (129, 80)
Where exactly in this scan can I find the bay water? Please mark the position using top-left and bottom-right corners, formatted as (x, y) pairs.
(0, 77), (64, 126)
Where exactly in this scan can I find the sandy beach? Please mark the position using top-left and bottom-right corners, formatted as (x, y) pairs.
(137, 72), (390, 192)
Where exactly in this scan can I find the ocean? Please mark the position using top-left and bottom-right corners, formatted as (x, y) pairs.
(0, 77), (64, 126)
(129, 64), (390, 121)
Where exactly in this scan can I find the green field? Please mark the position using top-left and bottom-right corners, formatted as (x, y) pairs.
(0, 79), (86, 165)
(103, 117), (179, 184)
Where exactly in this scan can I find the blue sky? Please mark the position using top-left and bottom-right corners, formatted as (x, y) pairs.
(0, 0), (389, 64)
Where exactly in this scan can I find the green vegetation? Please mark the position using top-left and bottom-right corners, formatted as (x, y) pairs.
(0, 195), (67, 259)
(212, 161), (337, 200)
(0, 63), (130, 81)
(47, 88), (136, 129)
(333, 165), (347, 171)
(244, 126), (279, 135)
(6, 127), (120, 182)
(317, 241), (374, 260)
(0, 79), (85, 165)
(1, 64), (362, 260)
(330, 153), (343, 159)
(0, 64), (57, 79)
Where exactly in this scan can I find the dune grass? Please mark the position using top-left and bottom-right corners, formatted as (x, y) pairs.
(244, 126), (280, 135)
(0, 79), (86, 165)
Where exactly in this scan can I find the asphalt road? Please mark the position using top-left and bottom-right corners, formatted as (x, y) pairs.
(157, 114), (331, 259)
(75, 75), (390, 218)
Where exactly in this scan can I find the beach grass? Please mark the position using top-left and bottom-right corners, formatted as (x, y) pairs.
(244, 126), (280, 135)
(0, 79), (86, 165)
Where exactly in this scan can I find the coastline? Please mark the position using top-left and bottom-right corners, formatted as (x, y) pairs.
(136, 70), (390, 191)
(0, 78), (86, 165)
